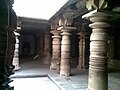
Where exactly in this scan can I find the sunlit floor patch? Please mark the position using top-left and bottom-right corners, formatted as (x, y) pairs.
(9, 77), (60, 90)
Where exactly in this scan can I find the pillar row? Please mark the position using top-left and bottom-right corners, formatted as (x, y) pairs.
(50, 30), (61, 70)
(86, 11), (111, 90)
(60, 26), (76, 76)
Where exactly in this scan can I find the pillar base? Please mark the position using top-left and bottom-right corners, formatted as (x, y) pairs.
(50, 66), (57, 70)
(14, 67), (20, 71)
(0, 65), (14, 90)
(42, 54), (51, 64)
(77, 65), (83, 69)
(77, 65), (88, 69)
(12, 59), (20, 71)
(88, 69), (108, 90)
(50, 58), (60, 71)
(60, 73), (70, 77)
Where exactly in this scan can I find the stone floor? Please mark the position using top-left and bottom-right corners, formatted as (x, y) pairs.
(9, 58), (120, 90)
(10, 77), (60, 90)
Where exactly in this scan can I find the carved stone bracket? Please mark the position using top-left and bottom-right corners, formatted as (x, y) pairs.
(86, 0), (108, 10)
(86, 0), (120, 11)
(59, 9), (79, 27)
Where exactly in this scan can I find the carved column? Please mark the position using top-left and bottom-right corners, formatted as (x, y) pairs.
(59, 26), (76, 76)
(82, 0), (119, 89)
(50, 30), (61, 70)
(12, 30), (20, 70)
(58, 9), (78, 76)
(77, 32), (86, 69)
(83, 10), (111, 90)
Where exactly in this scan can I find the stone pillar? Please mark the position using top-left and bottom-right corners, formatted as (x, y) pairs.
(83, 34), (86, 68)
(6, 28), (16, 69)
(0, 0), (16, 89)
(83, 11), (110, 90)
(77, 32), (86, 69)
(60, 26), (76, 76)
(85, 35), (90, 69)
(12, 30), (20, 70)
(50, 30), (61, 70)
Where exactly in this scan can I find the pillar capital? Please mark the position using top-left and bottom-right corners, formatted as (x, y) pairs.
(82, 9), (113, 20)
(51, 30), (61, 36)
(60, 26), (76, 38)
(77, 31), (88, 37)
(58, 26), (76, 32)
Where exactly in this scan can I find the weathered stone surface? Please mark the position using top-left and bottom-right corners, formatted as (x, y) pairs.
(50, 30), (61, 70)
(60, 26), (76, 76)
(86, 12), (110, 90)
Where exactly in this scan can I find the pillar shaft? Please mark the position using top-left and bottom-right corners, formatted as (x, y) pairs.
(60, 26), (76, 76)
(87, 12), (110, 90)
(83, 36), (85, 68)
(77, 32), (86, 69)
(50, 31), (61, 70)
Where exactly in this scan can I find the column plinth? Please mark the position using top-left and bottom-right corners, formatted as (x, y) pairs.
(50, 30), (61, 71)
(60, 26), (76, 76)
(86, 12), (111, 90)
